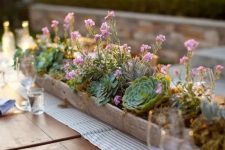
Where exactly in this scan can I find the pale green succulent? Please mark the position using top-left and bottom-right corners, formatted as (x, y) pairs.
(121, 58), (153, 83)
(87, 74), (119, 106)
(200, 97), (225, 121)
(122, 76), (170, 114)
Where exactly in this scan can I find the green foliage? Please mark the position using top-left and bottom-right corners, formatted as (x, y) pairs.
(48, 64), (65, 80)
(87, 74), (120, 105)
(35, 46), (64, 75)
(122, 76), (169, 114)
(121, 58), (153, 83)
(38, 0), (225, 20)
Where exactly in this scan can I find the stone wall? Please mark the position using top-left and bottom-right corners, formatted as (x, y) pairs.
(29, 3), (225, 63)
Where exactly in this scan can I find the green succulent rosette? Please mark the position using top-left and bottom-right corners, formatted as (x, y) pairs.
(122, 76), (170, 114)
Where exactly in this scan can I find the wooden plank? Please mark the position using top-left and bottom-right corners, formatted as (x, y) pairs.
(0, 114), (51, 150)
(24, 138), (100, 150)
(0, 84), (81, 149)
(24, 113), (81, 140)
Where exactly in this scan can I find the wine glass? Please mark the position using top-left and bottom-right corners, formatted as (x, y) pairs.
(17, 54), (36, 111)
(192, 68), (215, 98)
(0, 53), (9, 87)
(147, 108), (196, 150)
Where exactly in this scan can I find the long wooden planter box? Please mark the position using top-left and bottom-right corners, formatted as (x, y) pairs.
(36, 75), (149, 143)
(36, 75), (193, 148)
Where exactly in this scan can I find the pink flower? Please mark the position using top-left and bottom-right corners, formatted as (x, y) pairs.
(94, 34), (102, 41)
(100, 22), (111, 38)
(114, 69), (122, 78)
(73, 56), (84, 65)
(113, 95), (121, 106)
(105, 10), (115, 20)
(156, 34), (166, 43)
(191, 68), (198, 77)
(64, 12), (74, 24)
(196, 66), (206, 74)
(70, 31), (81, 41)
(214, 65), (224, 73)
(63, 63), (70, 72)
(121, 44), (131, 53)
(184, 39), (199, 51)
(84, 19), (95, 27)
(143, 52), (153, 62)
(155, 83), (163, 94)
(105, 44), (112, 50)
(173, 69), (179, 76)
(140, 44), (151, 52)
(179, 56), (189, 65)
(65, 70), (76, 80)
(51, 20), (59, 28)
(161, 64), (171, 75)
(41, 27), (49, 35)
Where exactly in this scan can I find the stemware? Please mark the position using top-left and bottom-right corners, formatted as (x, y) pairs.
(147, 108), (196, 150)
(17, 54), (36, 111)
(0, 53), (9, 87)
(192, 68), (215, 98)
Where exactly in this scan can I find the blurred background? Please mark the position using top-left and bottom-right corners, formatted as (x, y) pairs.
(1, 0), (225, 94)
(1, 0), (225, 64)
(1, 0), (225, 33)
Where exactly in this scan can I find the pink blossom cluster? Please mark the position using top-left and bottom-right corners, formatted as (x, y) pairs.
(113, 95), (122, 106)
(41, 27), (49, 35)
(121, 44), (131, 53)
(155, 83), (163, 94)
(65, 70), (76, 80)
(70, 31), (81, 41)
(64, 12), (74, 24)
(143, 52), (153, 62)
(214, 65), (224, 74)
(179, 56), (189, 65)
(156, 34), (166, 43)
(160, 64), (171, 75)
(184, 39), (199, 51)
(100, 22), (111, 38)
(51, 20), (59, 28)
(84, 19), (95, 27)
(73, 56), (84, 65)
(105, 11), (115, 20)
(140, 44), (151, 52)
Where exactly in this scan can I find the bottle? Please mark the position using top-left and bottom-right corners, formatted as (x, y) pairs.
(2, 21), (16, 55)
(19, 21), (36, 51)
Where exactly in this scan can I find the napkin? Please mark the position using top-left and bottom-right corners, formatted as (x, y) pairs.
(0, 100), (15, 116)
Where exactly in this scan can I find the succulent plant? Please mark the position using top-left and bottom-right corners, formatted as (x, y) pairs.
(122, 76), (169, 114)
(87, 74), (120, 105)
(36, 47), (64, 75)
(200, 97), (225, 121)
(121, 58), (154, 83)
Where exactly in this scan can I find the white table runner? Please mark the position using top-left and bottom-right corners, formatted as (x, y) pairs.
(15, 84), (149, 150)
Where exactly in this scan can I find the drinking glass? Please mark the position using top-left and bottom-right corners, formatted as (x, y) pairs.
(192, 68), (215, 97)
(18, 54), (36, 111)
(20, 55), (36, 90)
(0, 53), (9, 87)
(27, 88), (44, 115)
(147, 109), (196, 150)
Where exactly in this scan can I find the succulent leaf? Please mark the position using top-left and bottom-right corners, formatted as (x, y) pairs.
(122, 76), (169, 114)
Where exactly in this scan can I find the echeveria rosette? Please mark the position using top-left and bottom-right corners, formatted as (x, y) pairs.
(88, 74), (120, 106)
(122, 76), (170, 114)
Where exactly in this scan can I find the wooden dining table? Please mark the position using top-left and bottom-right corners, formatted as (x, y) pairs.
(0, 84), (99, 150)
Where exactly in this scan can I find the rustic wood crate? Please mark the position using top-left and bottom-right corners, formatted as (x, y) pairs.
(36, 75), (197, 149)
